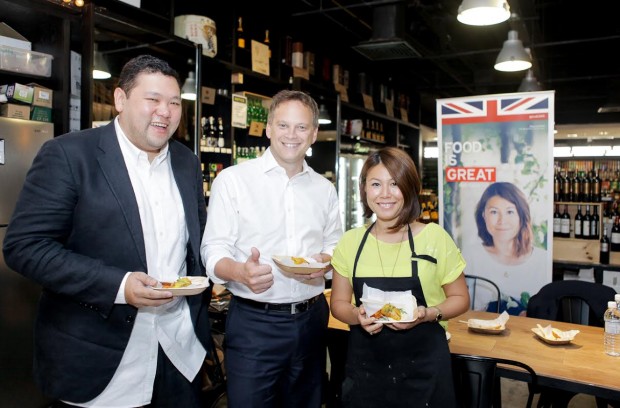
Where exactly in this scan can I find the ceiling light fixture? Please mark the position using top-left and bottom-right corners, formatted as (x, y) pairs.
(318, 104), (332, 125)
(494, 30), (532, 72)
(62, 0), (85, 6)
(181, 69), (197, 101)
(457, 0), (510, 26)
(92, 44), (111, 80)
(518, 69), (542, 92)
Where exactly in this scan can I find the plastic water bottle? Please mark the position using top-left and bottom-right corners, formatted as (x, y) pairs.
(604, 301), (620, 356)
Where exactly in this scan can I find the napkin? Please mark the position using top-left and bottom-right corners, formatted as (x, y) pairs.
(360, 283), (417, 322)
(468, 311), (510, 329)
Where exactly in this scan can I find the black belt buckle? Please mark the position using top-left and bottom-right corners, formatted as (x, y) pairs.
(291, 300), (308, 314)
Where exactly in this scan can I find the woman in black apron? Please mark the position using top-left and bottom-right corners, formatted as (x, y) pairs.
(330, 147), (470, 408)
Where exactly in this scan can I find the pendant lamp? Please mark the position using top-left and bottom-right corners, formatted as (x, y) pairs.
(518, 70), (542, 92)
(318, 104), (332, 125)
(181, 71), (197, 101)
(494, 30), (532, 72)
(92, 44), (111, 80)
(457, 0), (510, 26)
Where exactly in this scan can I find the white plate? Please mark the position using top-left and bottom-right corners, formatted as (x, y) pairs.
(152, 276), (209, 296)
(272, 255), (329, 275)
(531, 327), (575, 345)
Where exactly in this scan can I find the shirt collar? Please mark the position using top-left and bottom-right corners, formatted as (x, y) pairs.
(260, 147), (310, 177)
(114, 116), (169, 165)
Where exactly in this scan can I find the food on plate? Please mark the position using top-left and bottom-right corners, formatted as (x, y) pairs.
(291, 256), (309, 265)
(371, 303), (405, 321)
(161, 277), (192, 289)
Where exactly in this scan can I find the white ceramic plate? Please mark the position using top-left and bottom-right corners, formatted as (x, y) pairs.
(152, 276), (209, 296)
(272, 255), (329, 275)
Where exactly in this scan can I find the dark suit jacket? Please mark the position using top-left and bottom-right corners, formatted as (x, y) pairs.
(2, 122), (210, 402)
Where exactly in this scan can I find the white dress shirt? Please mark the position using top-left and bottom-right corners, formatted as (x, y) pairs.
(201, 147), (342, 303)
(68, 118), (206, 407)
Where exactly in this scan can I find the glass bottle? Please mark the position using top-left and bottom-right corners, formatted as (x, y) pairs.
(217, 117), (225, 148)
(591, 205), (600, 240)
(553, 204), (561, 238)
(574, 204), (583, 239)
(582, 205), (591, 239)
(611, 216), (620, 252)
(600, 228), (610, 264)
(560, 204), (571, 238)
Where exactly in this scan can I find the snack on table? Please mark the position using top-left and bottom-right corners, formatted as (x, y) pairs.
(371, 303), (405, 321)
(161, 276), (192, 288)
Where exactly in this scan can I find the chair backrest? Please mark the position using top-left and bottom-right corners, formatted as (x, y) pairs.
(451, 353), (537, 408)
(526, 280), (617, 327)
(465, 274), (502, 313)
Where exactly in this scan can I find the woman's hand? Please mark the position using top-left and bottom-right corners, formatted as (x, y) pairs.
(357, 304), (383, 336)
(384, 305), (435, 331)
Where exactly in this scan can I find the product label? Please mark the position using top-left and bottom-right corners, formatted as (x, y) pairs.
(561, 219), (570, 234)
(553, 219), (561, 232)
(605, 321), (620, 334)
(601, 242), (609, 252)
(612, 233), (620, 245)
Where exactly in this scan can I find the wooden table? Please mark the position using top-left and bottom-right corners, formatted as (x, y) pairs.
(448, 310), (620, 400)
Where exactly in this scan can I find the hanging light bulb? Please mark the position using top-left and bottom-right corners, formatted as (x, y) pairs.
(518, 69), (542, 92)
(318, 104), (332, 125)
(92, 44), (111, 80)
(181, 71), (197, 101)
(75, 0), (84, 6)
(494, 30), (532, 72)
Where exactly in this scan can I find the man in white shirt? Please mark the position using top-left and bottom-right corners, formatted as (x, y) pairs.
(3, 55), (210, 407)
(201, 90), (342, 407)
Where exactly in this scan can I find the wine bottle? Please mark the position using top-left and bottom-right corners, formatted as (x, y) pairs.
(217, 117), (226, 149)
(561, 170), (571, 202)
(571, 171), (580, 202)
(611, 216), (620, 252)
(591, 205), (600, 240)
(561, 204), (571, 238)
(207, 116), (216, 149)
(600, 227), (610, 264)
(582, 171), (591, 202)
(553, 204), (561, 238)
(237, 17), (245, 49)
(554, 168), (561, 202)
(592, 170), (601, 202)
(200, 117), (208, 153)
(574, 204), (583, 239)
(583, 205), (592, 239)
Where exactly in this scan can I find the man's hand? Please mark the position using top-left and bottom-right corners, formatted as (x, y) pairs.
(237, 247), (273, 293)
(125, 272), (174, 308)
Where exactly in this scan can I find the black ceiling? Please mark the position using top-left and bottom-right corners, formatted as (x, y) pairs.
(277, 0), (620, 129)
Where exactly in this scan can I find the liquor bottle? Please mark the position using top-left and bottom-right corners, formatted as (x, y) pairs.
(603, 301), (620, 356)
(571, 171), (580, 202)
(602, 169), (611, 199)
(200, 117), (208, 153)
(600, 228), (610, 264)
(611, 171), (619, 195)
(592, 170), (601, 202)
(554, 169), (561, 202)
(236, 17), (245, 49)
(553, 204), (561, 237)
(561, 170), (571, 202)
(591, 205), (600, 240)
(603, 202), (614, 240)
(201, 163), (209, 199)
(583, 205), (592, 239)
(582, 171), (591, 202)
(264, 29), (271, 58)
(611, 216), (620, 252)
(207, 116), (216, 149)
(217, 117), (225, 148)
(560, 204), (571, 238)
(574, 204), (583, 239)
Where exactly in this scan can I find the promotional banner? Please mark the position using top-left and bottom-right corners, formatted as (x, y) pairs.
(437, 91), (554, 314)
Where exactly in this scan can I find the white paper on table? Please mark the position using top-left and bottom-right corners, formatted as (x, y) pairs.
(468, 311), (510, 329)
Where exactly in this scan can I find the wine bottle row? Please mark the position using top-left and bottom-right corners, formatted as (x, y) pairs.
(553, 169), (602, 202)
(553, 204), (600, 239)
(200, 116), (231, 154)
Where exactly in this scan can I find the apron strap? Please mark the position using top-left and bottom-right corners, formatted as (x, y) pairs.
(352, 222), (375, 278)
(407, 224), (438, 265)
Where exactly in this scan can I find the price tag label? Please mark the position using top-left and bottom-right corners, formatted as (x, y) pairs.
(231, 94), (248, 129)
(251, 40), (270, 76)
(201, 86), (216, 105)
(248, 121), (265, 137)
(400, 108), (409, 123)
(334, 83), (348, 102)
(362, 94), (374, 111)
(385, 99), (394, 118)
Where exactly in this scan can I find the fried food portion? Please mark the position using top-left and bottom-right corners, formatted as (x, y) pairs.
(161, 277), (192, 288)
(291, 256), (309, 265)
(371, 303), (403, 321)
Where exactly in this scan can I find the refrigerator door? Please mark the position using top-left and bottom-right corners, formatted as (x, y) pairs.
(338, 153), (372, 230)
(0, 117), (54, 225)
(0, 117), (53, 406)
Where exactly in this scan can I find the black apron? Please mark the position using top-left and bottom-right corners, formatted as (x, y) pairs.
(341, 223), (457, 408)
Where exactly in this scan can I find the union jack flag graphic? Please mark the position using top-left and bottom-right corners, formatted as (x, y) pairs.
(439, 94), (550, 125)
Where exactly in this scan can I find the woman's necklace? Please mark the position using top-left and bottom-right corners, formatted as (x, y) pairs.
(375, 224), (407, 277)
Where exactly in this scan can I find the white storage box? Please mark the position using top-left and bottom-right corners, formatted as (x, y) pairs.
(0, 45), (53, 77)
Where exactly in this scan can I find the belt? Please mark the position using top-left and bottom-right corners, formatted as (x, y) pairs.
(234, 294), (322, 314)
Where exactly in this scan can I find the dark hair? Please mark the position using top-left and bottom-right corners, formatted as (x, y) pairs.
(359, 147), (421, 230)
(475, 182), (533, 257)
(268, 90), (319, 128)
(117, 55), (181, 97)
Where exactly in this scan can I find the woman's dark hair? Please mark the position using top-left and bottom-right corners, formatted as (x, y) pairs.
(268, 90), (319, 128)
(475, 182), (533, 257)
(117, 55), (181, 97)
(359, 147), (421, 230)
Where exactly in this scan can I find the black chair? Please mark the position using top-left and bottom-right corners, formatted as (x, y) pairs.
(526, 280), (618, 408)
(465, 274), (502, 313)
(451, 353), (537, 408)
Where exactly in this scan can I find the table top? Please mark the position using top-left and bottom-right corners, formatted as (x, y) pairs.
(448, 310), (620, 399)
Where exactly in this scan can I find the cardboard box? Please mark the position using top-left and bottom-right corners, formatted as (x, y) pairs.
(0, 83), (33, 104)
(28, 83), (53, 108)
(0, 23), (31, 50)
(1, 103), (30, 119)
(30, 106), (52, 122)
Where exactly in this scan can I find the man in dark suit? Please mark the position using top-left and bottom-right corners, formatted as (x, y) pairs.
(3, 55), (210, 407)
